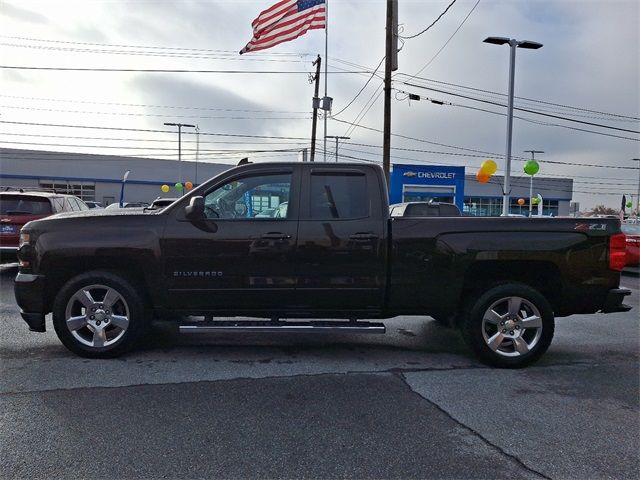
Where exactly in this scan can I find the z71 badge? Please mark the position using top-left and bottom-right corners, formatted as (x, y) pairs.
(574, 223), (607, 232)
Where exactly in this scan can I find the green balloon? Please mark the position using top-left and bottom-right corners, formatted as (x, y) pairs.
(523, 160), (540, 176)
(626, 201), (633, 208)
(175, 182), (183, 191)
(532, 197), (540, 205)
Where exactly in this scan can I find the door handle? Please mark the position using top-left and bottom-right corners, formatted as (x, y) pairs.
(349, 233), (378, 240)
(260, 232), (292, 240)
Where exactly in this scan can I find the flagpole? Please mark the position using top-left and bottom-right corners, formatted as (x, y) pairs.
(323, 0), (328, 162)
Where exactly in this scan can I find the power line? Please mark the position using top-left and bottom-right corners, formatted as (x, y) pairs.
(0, 94), (309, 114)
(0, 105), (310, 120)
(406, 0), (481, 78)
(0, 35), (308, 56)
(400, 0), (458, 39)
(397, 74), (640, 121)
(332, 56), (386, 117)
(0, 65), (368, 74)
(0, 120), (311, 140)
(402, 83), (640, 135)
(398, 92), (640, 141)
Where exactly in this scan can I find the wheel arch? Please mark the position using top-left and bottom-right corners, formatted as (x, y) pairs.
(43, 256), (156, 314)
(456, 260), (561, 325)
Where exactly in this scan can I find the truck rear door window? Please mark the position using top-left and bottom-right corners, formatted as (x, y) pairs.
(309, 173), (368, 219)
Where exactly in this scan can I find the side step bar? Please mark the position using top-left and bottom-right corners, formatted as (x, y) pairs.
(179, 320), (386, 334)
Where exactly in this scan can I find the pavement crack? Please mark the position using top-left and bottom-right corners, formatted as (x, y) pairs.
(395, 371), (552, 480)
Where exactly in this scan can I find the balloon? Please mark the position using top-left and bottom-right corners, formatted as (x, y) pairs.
(480, 159), (497, 176)
(517, 198), (525, 206)
(532, 197), (540, 205)
(524, 160), (540, 176)
(161, 184), (170, 193)
(626, 201), (633, 208)
(175, 182), (183, 191)
(185, 181), (193, 190)
(476, 171), (490, 183)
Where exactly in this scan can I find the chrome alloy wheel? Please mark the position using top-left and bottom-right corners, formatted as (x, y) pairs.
(64, 284), (130, 348)
(481, 296), (543, 357)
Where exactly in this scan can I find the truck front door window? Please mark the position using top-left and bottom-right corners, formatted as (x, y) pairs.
(203, 173), (292, 220)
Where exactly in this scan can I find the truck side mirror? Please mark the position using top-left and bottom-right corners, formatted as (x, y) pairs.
(185, 196), (205, 220)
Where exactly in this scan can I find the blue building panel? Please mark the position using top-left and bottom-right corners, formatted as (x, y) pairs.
(390, 164), (465, 209)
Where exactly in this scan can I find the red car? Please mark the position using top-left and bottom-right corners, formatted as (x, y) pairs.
(0, 190), (89, 263)
(621, 222), (640, 266)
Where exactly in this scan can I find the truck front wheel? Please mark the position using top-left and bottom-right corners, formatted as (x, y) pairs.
(461, 283), (554, 368)
(52, 271), (149, 358)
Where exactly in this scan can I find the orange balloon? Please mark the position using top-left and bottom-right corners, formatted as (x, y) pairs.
(185, 181), (193, 190)
(476, 171), (490, 183)
(517, 198), (525, 205)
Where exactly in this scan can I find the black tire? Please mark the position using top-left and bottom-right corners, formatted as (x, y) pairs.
(52, 271), (149, 358)
(461, 283), (554, 368)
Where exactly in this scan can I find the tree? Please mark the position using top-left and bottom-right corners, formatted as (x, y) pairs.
(590, 205), (617, 216)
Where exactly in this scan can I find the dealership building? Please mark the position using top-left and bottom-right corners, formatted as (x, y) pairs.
(0, 148), (573, 216)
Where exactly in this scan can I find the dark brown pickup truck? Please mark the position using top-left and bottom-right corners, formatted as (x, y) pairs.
(14, 162), (631, 367)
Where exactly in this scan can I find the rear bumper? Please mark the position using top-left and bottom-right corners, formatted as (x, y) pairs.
(14, 272), (46, 332)
(601, 288), (632, 313)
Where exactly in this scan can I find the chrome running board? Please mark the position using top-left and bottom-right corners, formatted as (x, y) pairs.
(179, 320), (386, 334)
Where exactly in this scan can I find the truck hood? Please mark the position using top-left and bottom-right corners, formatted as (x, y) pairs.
(21, 207), (164, 233)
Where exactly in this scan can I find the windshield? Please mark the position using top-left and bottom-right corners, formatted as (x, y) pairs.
(0, 196), (52, 215)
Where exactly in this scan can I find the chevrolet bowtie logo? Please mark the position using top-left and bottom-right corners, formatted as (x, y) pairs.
(403, 171), (418, 177)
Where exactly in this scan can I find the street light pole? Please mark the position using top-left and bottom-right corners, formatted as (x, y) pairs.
(164, 122), (196, 186)
(524, 150), (544, 216)
(325, 135), (350, 162)
(484, 37), (542, 216)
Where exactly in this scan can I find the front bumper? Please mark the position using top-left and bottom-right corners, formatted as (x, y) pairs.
(0, 246), (18, 262)
(14, 272), (46, 332)
(601, 288), (633, 313)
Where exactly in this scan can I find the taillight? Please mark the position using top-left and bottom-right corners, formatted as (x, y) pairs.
(609, 233), (626, 271)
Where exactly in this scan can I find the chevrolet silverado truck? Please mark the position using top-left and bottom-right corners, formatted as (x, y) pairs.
(14, 162), (632, 367)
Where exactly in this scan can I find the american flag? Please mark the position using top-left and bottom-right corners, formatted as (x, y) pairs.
(240, 0), (326, 54)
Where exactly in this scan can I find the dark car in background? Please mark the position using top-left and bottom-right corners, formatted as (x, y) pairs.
(0, 190), (89, 262)
(390, 201), (461, 217)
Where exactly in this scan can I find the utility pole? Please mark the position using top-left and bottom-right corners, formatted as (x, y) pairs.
(164, 122), (196, 187)
(195, 125), (200, 185)
(326, 135), (350, 162)
(310, 55), (321, 162)
(382, 0), (398, 187)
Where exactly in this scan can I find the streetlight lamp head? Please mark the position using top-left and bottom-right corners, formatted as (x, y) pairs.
(518, 40), (543, 49)
(483, 36), (510, 45)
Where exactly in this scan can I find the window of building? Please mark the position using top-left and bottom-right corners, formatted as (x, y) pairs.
(309, 172), (368, 219)
(464, 197), (560, 217)
(39, 180), (96, 202)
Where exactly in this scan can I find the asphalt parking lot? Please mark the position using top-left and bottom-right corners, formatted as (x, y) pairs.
(1, 264), (638, 479)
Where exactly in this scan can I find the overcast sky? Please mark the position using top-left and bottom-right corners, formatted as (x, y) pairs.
(1, 0), (639, 210)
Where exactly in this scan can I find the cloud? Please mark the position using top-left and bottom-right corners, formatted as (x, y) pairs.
(1, 3), (48, 24)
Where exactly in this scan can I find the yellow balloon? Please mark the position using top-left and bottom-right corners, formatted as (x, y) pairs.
(161, 184), (170, 193)
(480, 159), (497, 176)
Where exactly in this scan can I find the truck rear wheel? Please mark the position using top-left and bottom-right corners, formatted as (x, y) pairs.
(461, 283), (554, 368)
(52, 271), (148, 358)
